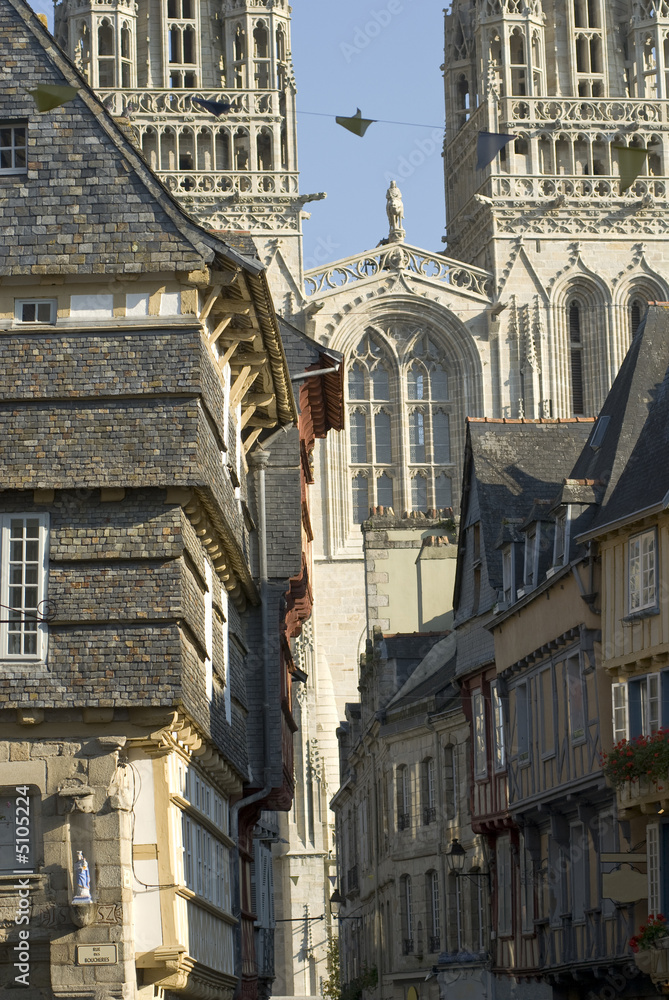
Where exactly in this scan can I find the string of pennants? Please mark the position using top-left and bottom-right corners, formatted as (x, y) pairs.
(25, 86), (650, 195)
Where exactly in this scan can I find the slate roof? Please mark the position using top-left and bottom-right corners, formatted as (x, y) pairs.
(0, 0), (260, 276)
(570, 306), (669, 535)
(278, 317), (344, 434)
(386, 633), (457, 711)
(455, 418), (594, 598)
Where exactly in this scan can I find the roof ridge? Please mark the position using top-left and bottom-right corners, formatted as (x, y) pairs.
(5, 0), (260, 274)
(467, 416), (596, 424)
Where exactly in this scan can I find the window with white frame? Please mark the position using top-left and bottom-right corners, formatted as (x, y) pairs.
(472, 689), (487, 777)
(0, 515), (49, 660)
(491, 682), (506, 770)
(566, 655), (585, 742)
(516, 682), (530, 763)
(174, 760), (231, 912)
(497, 835), (513, 936)
(15, 299), (57, 324)
(0, 123), (27, 174)
(524, 525), (538, 587)
(612, 672), (667, 742)
(629, 528), (657, 613)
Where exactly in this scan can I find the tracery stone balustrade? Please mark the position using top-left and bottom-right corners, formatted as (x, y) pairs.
(158, 169), (299, 196)
(303, 244), (493, 300)
(500, 96), (669, 126)
(490, 174), (667, 201)
(97, 88), (282, 118)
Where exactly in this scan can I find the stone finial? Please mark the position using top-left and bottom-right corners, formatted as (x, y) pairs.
(386, 180), (405, 243)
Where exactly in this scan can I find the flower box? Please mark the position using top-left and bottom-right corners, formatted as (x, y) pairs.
(617, 775), (669, 817)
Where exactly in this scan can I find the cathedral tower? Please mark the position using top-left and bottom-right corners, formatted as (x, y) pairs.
(54, 0), (317, 311)
(443, 0), (669, 419)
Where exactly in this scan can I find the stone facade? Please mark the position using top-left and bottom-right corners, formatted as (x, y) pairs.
(44, 0), (669, 994)
(0, 1), (313, 996)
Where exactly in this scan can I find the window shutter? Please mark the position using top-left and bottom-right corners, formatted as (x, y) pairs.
(648, 822), (661, 916)
(661, 672), (669, 731)
(629, 680), (642, 739)
(612, 683), (629, 744)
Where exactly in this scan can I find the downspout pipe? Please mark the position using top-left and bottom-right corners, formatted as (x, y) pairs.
(230, 423), (293, 994)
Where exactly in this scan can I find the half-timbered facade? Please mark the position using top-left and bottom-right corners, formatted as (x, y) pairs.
(580, 305), (669, 995)
(453, 417), (595, 999)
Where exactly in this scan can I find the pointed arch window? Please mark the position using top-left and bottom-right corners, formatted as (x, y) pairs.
(629, 294), (649, 338)
(411, 474), (428, 513)
(509, 28), (527, 96)
(407, 364), (425, 400)
(432, 411), (451, 465)
(348, 363), (365, 400)
(569, 300), (584, 415)
(97, 19), (115, 87)
(430, 365), (449, 400)
(377, 473), (394, 510)
(253, 20), (270, 88)
(349, 411), (368, 464)
(374, 411), (392, 464)
(352, 474), (369, 525)
(372, 365), (390, 400)
(435, 474), (453, 510)
(409, 412), (426, 463)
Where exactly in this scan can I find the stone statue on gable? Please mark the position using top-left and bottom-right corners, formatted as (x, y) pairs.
(386, 180), (406, 243)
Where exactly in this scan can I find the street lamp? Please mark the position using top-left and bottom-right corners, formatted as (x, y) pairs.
(445, 838), (490, 885)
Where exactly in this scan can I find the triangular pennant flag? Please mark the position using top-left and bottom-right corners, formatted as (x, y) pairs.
(335, 108), (375, 137)
(192, 96), (232, 117)
(27, 85), (79, 112)
(476, 131), (514, 171)
(614, 144), (648, 194)
(290, 875), (300, 885)
(328, 875), (337, 886)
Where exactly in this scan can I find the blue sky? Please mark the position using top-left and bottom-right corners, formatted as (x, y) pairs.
(290, 1), (447, 267)
(31, 0), (447, 265)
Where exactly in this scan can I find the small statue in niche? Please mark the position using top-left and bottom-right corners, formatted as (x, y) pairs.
(386, 180), (406, 242)
(72, 850), (91, 902)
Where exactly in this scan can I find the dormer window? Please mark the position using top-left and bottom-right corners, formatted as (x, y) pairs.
(502, 544), (514, 604)
(524, 525), (538, 588)
(553, 507), (570, 567)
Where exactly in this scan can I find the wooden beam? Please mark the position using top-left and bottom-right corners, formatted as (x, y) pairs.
(211, 306), (251, 317)
(247, 393), (274, 407)
(199, 285), (222, 321)
(243, 427), (264, 453)
(240, 405), (257, 429)
(219, 343), (239, 369)
(229, 366), (251, 407)
(210, 316), (233, 344)
(245, 415), (279, 429)
(230, 369), (260, 410)
(218, 330), (258, 344)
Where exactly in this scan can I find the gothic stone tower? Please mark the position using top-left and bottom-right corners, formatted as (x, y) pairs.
(443, 0), (669, 420)
(53, 0), (319, 315)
